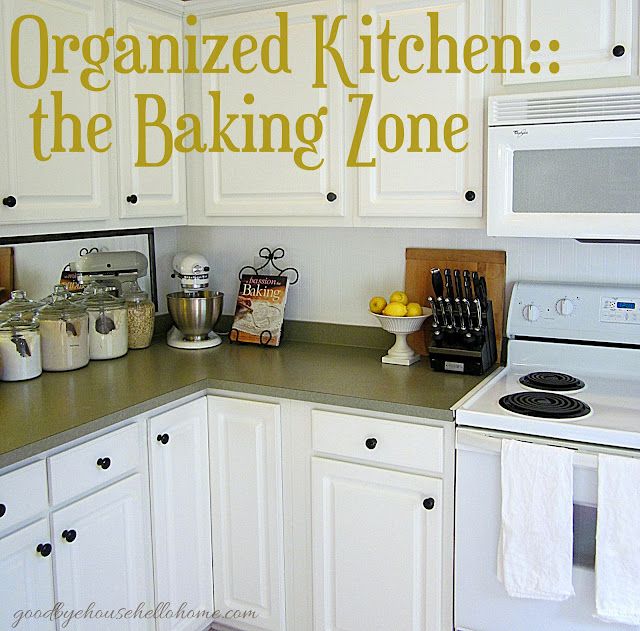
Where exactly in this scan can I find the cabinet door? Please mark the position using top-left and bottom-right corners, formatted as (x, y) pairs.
(148, 398), (214, 631)
(503, 0), (634, 84)
(196, 0), (349, 225)
(0, 0), (114, 225)
(208, 397), (285, 631)
(355, 0), (484, 227)
(0, 519), (56, 631)
(52, 475), (153, 631)
(115, 0), (187, 219)
(312, 457), (443, 631)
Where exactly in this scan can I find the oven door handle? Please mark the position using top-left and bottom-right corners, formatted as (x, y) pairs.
(456, 428), (638, 470)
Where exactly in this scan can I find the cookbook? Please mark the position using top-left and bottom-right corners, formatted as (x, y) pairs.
(230, 275), (289, 346)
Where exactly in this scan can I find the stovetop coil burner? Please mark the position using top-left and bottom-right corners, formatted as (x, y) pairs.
(499, 391), (591, 419)
(519, 371), (585, 392)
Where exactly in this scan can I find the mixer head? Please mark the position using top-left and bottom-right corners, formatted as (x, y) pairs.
(171, 253), (210, 292)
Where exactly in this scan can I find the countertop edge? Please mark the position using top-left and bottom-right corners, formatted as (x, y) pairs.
(0, 377), (454, 470)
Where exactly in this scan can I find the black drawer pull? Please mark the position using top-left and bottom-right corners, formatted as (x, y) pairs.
(2, 196), (16, 208)
(0, 503), (5, 518)
(96, 457), (111, 470)
(157, 433), (169, 445)
(61, 529), (77, 543)
(36, 543), (52, 557)
(365, 437), (378, 450)
(126, 194), (138, 204)
(423, 498), (435, 510)
(326, 192), (337, 202)
(465, 190), (476, 202)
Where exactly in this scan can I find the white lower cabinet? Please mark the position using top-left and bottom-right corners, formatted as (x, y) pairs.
(0, 518), (56, 631)
(51, 474), (154, 631)
(208, 396), (286, 631)
(312, 457), (444, 631)
(148, 398), (214, 631)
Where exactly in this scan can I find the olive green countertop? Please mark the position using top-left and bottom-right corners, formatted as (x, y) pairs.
(0, 338), (489, 469)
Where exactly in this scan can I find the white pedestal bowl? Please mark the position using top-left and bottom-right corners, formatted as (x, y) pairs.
(372, 307), (430, 366)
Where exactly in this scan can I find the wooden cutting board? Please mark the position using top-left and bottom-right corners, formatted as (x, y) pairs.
(405, 248), (506, 356)
(0, 247), (14, 304)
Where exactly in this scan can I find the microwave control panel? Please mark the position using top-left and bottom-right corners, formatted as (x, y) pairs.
(600, 297), (640, 325)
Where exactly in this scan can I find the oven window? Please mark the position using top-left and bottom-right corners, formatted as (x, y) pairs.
(512, 147), (640, 214)
(574, 503), (596, 569)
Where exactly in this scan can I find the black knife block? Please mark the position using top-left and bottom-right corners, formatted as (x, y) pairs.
(428, 301), (497, 376)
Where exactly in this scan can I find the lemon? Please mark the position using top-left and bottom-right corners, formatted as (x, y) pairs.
(406, 302), (423, 317)
(369, 296), (387, 314)
(389, 290), (409, 306)
(383, 302), (407, 317)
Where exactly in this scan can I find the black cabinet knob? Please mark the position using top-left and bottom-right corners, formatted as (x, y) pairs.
(365, 437), (378, 450)
(612, 44), (626, 57)
(2, 196), (16, 208)
(96, 457), (111, 470)
(126, 194), (138, 204)
(0, 503), (5, 518)
(157, 433), (169, 445)
(61, 529), (77, 543)
(36, 543), (52, 557)
(326, 192), (337, 202)
(423, 498), (435, 510)
(464, 190), (476, 202)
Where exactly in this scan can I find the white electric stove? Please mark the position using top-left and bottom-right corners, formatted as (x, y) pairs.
(455, 282), (640, 631)
(457, 282), (640, 448)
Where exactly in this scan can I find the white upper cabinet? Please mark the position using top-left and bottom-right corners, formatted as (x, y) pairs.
(208, 396), (286, 631)
(148, 398), (214, 631)
(115, 0), (187, 220)
(0, 0), (115, 226)
(191, 0), (351, 226)
(355, 0), (484, 227)
(503, 0), (634, 84)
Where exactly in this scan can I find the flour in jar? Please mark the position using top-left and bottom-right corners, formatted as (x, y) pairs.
(0, 329), (42, 381)
(40, 316), (90, 371)
(88, 308), (128, 360)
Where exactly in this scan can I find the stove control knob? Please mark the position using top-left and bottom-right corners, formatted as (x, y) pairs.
(523, 304), (540, 322)
(556, 298), (574, 316)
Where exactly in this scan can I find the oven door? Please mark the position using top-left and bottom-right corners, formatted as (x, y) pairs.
(454, 428), (637, 631)
(487, 120), (640, 239)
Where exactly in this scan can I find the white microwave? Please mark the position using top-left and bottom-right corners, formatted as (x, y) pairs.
(487, 88), (640, 239)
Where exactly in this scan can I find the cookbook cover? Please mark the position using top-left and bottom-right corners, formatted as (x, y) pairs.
(231, 275), (289, 347)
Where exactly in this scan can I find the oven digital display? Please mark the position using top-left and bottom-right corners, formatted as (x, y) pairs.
(616, 301), (635, 310)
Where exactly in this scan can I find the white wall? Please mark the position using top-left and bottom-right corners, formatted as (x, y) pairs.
(172, 226), (640, 326)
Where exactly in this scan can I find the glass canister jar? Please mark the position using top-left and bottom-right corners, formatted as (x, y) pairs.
(123, 281), (155, 349)
(81, 285), (129, 360)
(38, 285), (90, 372)
(0, 290), (43, 381)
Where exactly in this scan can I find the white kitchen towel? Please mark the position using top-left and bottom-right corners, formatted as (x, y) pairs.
(595, 454), (640, 625)
(498, 439), (575, 600)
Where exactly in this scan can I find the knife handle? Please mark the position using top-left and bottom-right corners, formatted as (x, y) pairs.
(479, 277), (489, 308)
(427, 297), (439, 328)
(430, 268), (444, 298)
(444, 269), (454, 299)
(454, 270), (463, 300)
(463, 270), (473, 301)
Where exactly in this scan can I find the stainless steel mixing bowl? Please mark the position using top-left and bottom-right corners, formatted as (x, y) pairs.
(167, 291), (223, 341)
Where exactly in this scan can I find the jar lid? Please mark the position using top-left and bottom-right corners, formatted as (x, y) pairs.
(38, 285), (88, 321)
(122, 280), (151, 304)
(0, 312), (39, 331)
(0, 290), (43, 324)
(80, 284), (126, 310)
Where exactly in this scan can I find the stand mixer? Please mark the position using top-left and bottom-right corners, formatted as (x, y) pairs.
(166, 253), (223, 349)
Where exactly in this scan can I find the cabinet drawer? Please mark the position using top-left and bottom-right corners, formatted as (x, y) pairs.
(48, 424), (141, 505)
(312, 410), (444, 474)
(0, 460), (48, 534)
